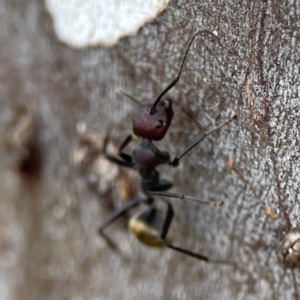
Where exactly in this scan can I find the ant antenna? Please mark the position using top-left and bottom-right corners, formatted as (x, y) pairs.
(150, 191), (224, 207)
(117, 90), (143, 107)
(152, 29), (219, 109)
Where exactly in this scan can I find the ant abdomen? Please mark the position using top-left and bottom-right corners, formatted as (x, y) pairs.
(129, 207), (171, 247)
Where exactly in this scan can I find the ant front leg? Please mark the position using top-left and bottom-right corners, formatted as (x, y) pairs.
(148, 141), (171, 165)
(102, 134), (134, 168)
(170, 115), (237, 166)
(117, 134), (134, 164)
(159, 199), (209, 261)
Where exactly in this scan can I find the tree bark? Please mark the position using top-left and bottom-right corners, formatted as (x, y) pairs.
(1, 0), (300, 299)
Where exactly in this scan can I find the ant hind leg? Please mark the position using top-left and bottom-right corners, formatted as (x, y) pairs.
(147, 179), (173, 192)
(158, 199), (210, 261)
(98, 198), (144, 249)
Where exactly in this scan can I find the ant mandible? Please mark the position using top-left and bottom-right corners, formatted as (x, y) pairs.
(99, 29), (237, 261)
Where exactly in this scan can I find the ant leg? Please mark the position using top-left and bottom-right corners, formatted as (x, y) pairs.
(147, 181), (173, 192)
(102, 134), (134, 167)
(166, 244), (209, 261)
(160, 199), (173, 240)
(148, 141), (170, 164)
(98, 198), (144, 249)
(150, 191), (224, 207)
(117, 135), (134, 163)
(171, 115), (237, 166)
(158, 201), (252, 269)
(158, 199), (209, 261)
(153, 29), (219, 108)
(102, 155), (133, 167)
(159, 200), (247, 265)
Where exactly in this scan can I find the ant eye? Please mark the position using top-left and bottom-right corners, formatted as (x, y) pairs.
(155, 120), (163, 128)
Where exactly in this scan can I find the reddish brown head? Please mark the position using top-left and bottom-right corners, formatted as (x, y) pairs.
(132, 99), (173, 141)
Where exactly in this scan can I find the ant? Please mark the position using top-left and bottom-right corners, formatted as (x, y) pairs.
(98, 29), (237, 261)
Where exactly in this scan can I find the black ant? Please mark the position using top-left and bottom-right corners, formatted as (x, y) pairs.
(98, 29), (237, 261)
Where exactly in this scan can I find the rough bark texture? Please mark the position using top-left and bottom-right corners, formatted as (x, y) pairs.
(1, 1), (300, 299)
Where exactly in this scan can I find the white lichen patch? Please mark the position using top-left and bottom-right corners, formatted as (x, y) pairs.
(45, 0), (171, 48)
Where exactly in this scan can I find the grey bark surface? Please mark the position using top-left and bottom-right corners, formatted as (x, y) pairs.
(1, 0), (300, 299)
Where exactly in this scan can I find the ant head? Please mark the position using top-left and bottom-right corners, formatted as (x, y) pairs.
(132, 99), (173, 141)
(129, 206), (171, 247)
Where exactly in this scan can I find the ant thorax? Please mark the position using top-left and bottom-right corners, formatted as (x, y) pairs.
(133, 139), (169, 169)
(132, 138), (171, 187)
